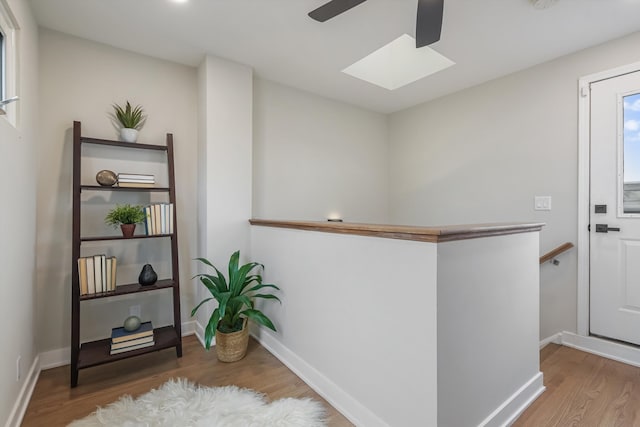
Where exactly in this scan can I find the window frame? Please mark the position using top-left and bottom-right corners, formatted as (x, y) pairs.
(0, 0), (17, 124)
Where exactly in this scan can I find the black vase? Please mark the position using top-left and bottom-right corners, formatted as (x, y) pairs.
(138, 264), (158, 286)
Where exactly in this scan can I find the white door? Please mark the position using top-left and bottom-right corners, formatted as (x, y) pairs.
(590, 70), (640, 345)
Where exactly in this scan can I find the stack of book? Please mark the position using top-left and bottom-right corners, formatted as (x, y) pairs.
(77, 255), (116, 296)
(144, 203), (174, 235)
(117, 173), (155, 188)
(110, 321), (155, 355)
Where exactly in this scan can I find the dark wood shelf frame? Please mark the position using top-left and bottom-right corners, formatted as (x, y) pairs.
(77, 326), (179, 369)
(81, 234), (173, 242)
(80, 279), (175, 301)
(80, 137), (168, 151)
(81, 185), (170, 192)
(71, 121), (182, 387)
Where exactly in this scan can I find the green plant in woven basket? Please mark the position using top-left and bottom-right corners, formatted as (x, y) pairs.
(112, 101), (146, 130)
(104, 204), (146, 227)
(191, 250), (281, 350)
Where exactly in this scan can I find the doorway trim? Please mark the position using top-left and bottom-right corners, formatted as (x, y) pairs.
(577, 61), (640, 338)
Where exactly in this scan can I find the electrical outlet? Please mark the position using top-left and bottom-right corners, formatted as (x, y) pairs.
(16, 356), (21, 382)
(129, 305), (141, 318)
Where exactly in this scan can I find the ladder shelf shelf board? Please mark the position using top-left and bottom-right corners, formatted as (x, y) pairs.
(79, 279), (175, 301)
(77, 326), (179, 370)
(80, 234), (173, 242)
(80, 137), (168, 151)
(71, 121), (182, 387)
(80, 185), (171, 192)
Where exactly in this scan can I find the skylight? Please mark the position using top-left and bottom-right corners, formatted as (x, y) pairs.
(342, 34), (455, 90)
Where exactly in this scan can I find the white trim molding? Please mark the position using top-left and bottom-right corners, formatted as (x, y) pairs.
(561, 331), (640, 368)
(250, 329), (389, 427)
(4, 355), (39, 427)
(478, 373), (545, 427)
(539, 333), (563, 349)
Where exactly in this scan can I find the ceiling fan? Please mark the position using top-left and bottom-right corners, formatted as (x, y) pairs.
(308, 0), (444, 48)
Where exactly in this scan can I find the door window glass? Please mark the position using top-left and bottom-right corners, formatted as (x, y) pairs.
(622, 93), (640, 213)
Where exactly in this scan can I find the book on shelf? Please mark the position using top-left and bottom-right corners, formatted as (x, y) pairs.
(110, 257), (117, 291)
(92, 254), (106, 293)
(118, 178), (155, 183)
(142, 203), (174, 236)
(117, 173), (155, 181)
(110, 335), (154, 350)
(153, 204), (161, 235)
(77, 255), (117, 296)
(110, 340), (155, 355)
(160, 203), (166, 234)
(77, 258), (88, 295)
(118, 182), (155, 188)
(168, 204), (174, 234)
(111, 321), (154, 344)
(86, 256), (95, 294)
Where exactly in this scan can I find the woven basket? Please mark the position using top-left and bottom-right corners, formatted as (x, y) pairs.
(215, 318), (249, 362)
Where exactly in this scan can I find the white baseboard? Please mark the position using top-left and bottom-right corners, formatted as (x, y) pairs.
(181, 320), (197, 337)
(4, 355), (40, 427)
(539, 333), (563, 349)
(561, 331), (640, 368)
(250, 330), (389, 427)
(193, 319), (210, 349)
(478, 372), (545, 427)
(39, 347), (71, 370)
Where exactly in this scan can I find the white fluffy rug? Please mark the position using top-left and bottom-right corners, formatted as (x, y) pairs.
(68, 378), (327, 427)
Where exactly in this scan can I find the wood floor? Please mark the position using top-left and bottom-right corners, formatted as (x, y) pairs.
(514, 343), (640, 427)
(22, 339), (640, 426)
(21, 335), (353, 426)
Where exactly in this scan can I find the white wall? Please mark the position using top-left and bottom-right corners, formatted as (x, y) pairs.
(389, 31), (640, 340)
(196, 55), (253, 331)
(253, 78), (389, 223)
(37, 29), (198, 352)
(0, 0), (38, 424)
(437, 233), (541, 426)
(251, 226), (438, 427)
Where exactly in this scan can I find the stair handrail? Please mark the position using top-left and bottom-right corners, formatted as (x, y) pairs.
(540, 242), (574, 265)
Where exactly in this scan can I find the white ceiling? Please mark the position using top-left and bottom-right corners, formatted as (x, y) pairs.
(29, 0), (640, 113)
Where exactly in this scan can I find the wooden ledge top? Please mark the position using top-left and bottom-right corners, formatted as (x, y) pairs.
(249, 219), (545, 243)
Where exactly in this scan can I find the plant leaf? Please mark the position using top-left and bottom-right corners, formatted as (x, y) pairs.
(251, 294), (282, 303)
(235, 294), (254, 310)
(199, 277), (221, 299)
(246, 283), (280, 293)
(190, 297), (213, 317)
(241, 309), (277, 331)
(204, 308), (220, 350)
(217, 292), (231, 319)
(228, 250), (240, 287)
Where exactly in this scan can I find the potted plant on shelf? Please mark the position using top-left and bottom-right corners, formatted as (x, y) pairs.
(112, 100), (146, 143)
(192, 250), (280, 362)
(105, 204), (146, 238)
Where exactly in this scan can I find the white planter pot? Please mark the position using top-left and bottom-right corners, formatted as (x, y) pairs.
(120, 128), (139, 143)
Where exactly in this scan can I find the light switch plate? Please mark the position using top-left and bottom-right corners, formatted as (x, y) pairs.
(535, 196), (552, 211)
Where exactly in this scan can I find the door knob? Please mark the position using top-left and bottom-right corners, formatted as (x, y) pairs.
(595, 224), (621, 233)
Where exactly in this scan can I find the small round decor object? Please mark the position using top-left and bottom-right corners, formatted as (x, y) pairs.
(123, 315), (142, 332)
(95, 170), (117, 186)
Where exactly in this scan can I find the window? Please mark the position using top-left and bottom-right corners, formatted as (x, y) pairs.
(623, 92), (640, 213)
(0, 1), (16, 123)
(0, 29), (5, 102)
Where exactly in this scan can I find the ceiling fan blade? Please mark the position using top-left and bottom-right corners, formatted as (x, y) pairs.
(416, 0), (444, 48)
(308, 0), (368, 22)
